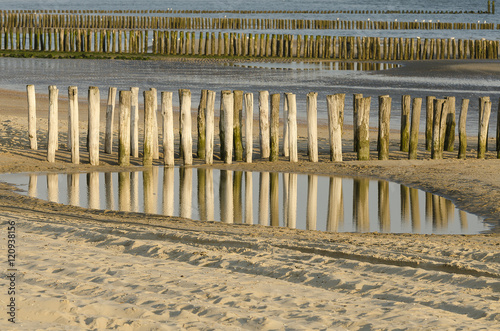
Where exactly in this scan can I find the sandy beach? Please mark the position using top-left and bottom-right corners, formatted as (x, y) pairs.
(0, 60), (499, 329)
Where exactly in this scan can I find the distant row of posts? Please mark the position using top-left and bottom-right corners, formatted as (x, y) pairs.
(29, 169), (473, 233)
(26, 85), (500, 165)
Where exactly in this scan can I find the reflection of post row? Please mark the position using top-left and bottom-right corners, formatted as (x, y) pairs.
(27, 169), (474, 234)
(26, 86), (499, 166)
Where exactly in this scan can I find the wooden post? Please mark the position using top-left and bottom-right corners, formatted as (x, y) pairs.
(378, 95), (391, 160)
(150, 87), (159, 159)
(478, 97), (492, 159)
(269, 93), (280, 162)
(401, 95), (411, 152)
(357, 97), (371, 161)
(118, 90), (131, 166)
(205, 90), (216, 165)
(244, 93), (254, 163)
(425, 96), (436, 150)
(431, 99), (446, 159)
(179, 89), (193, 165)
(287, 93), (298, 162)
(221, 90), (234, 164)
(233, 90), (244, 161)
(47, 85), (58, 163)
(143, 90), (154, 166)
(327, 94), (344, 162)
(26, 84), (37, 150)
(353, 93), (363, 152)
(88, 86), (100, 166)
(307, 92), (318, 162)
(409, 98), (422, 160)
(197, 89), (207, 159)
(458, 99), (469, 159)
(444, 96), (456, 152)
(130, 87), (139, 158)
(68, 86), (79, 164)
(283, 93), (289, 157)
(104, 87), (117, 154)
(259, 91), (270, 158)
(161, 91), (174, 166)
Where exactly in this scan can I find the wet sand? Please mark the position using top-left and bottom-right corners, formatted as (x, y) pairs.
(0, 61), (499, 329)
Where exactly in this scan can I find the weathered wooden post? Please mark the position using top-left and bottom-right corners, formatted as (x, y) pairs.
(270, 93), (280, 161)
(478, 96), (492, 159)
(104, 87), (117, 154)
(431, 99), (446, 159)
(327, 94), (344, 162)
(444, 96), (456, 152)
(244, 92), (254, 163)
(143, 90), (155, 166)
(307, 92), (318, 162)
(357, 97), (371, 161)
(68, 86), (79, 164)
(205, 90), (216, 165)
(197, 89), (207, 159)
(409, 97), (422, 160)
(378, 95), (391, 160)
(88, 86), (100, 165)
(47, 85), (59, 163)
(425, 96), (436, 150)
(353, 93), (363, 152)
(283, 93), (290, 157)
(118, 90), (131, 166)
(287, 93), (298, 162)
(130, 87), (139, 157)
(150, 87), (159, 159)
(401, 95), (411, 152)
(458, 99), (469, 159)
(259, 91), (270, 158)
(27, 84), (37, 150)
(233, 90), (244, 161)
(221, 90), (234, 164)
(179, 88), (193, 165)
(161, 91), (174, 166)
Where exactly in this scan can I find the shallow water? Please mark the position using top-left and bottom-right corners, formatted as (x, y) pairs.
(0, 168), (493, 234)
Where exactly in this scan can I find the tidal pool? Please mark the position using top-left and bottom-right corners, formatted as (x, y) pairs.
(0, 168), (492, 235)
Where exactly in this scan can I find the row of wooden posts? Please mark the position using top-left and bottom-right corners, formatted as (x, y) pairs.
(3, 28), (499, 61)
(2, 12), (500, 31)
(30, 169), (465, 232)
(3, 7), (494, 15)
(26, 85), (500, 167)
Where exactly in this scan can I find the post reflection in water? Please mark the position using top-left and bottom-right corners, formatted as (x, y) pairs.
(118, 171), (130, 212)
(270, 172), (279, 227)
(306, 175), (317, 231)
(87, 172), (99, 209)
(378, 180), (390, 233)
(47, 173), (58, 203)
(15, 167), (491, 235)
(219, 170), (233, 223)
(259, 172), (269, 226)
(68, 173), (80, 207)
(180, 167), (193, 219)
(244, 171), (253, 224)
(353, 178), (370, 232)
(163, 167), (174, 216)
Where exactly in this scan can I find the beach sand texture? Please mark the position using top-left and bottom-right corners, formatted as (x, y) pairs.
(0, 72), (499, 329)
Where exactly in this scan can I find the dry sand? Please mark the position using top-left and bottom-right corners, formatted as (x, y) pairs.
(0, 78), (499, 330)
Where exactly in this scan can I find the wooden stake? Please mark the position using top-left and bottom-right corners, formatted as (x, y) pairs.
(401, 95), (411, 152)
(378, 95), (391, 160)
(130, 86), (139, 158)
(353, 93), (363, 152)
(118, 90), (131, 166)
(68, 86), (79, 164)
(458, 99), (469, 159)
(444, 96), (456, 152)
(287, 93), (298, 162)
(47, 85), (58, 163)
(104, 87), (117, 154)
(197, 89), (207, 159)
(88, 86), (100, 166)
(27, 84), (37, 150)
(205, 90), (216, 165)
(425, 96), (436, 150)
(357, 97), (371, 161)
(143, 90), (154, 166)
(233, 90), (244, 161)
(478, 97), (492, 159)
(161, 91), (174, 166)
(307, 92), (318, 162)
(327, 94), (344, 162)
(431, 99), (446, 159)
(221, 90), (234, 164)
(259, 91), (270, 158)
(409, 97), (422, 159)
(244, 93), (254, 163)
(179, 88), (193, 165)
